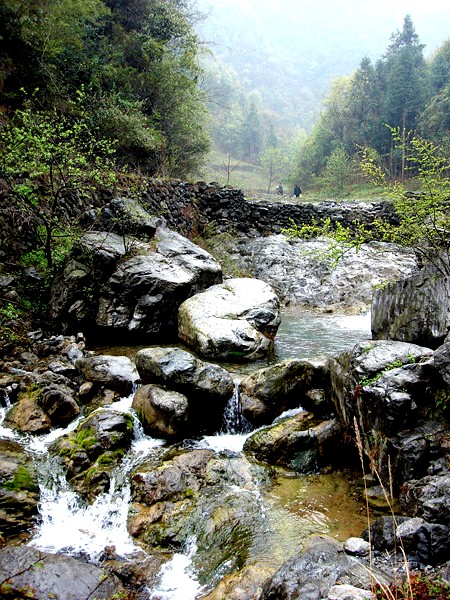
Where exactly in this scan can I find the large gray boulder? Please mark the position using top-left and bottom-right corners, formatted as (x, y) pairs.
(0, 546), (126, 599)
(75, 354), (139, 396)
(132, 384), (189, 440)
(178, 278), (280, 360)
(399, 473), (450, 526)
(325, 340), (444, 490)
(258, 535), (390, 600)
(222, 235), (416, 311)
(135, 346), (234, 433)
(372, 266), (450, 348)
(51, 225), (222, 342)
(327, 340), (434, 430)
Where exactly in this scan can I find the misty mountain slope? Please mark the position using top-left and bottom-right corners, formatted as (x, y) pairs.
(195, 0), (450, 128)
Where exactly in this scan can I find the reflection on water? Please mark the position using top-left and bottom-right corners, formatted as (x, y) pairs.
(93, 308), (372, 368)
(275, 308), (371, 361)
(265, 470), (369, 542)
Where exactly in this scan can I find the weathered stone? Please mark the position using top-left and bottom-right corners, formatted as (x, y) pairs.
(343, 537), (371, 557)
(399, 473), (450, 525)
(229, 236), (416, 310)
(327, 340), (429, 427)
(135, 346), (234, 433)
(372, 267), (450, 348)
(51, 226), (222, 341)
(129, 449), (268, 585)
(0, 439), (40, 538)
(328, 584), (375, 600)
(433, 341), (450, 386)
(385, 422), (449, 488)
(3, 393), (51, 434)
(178, 278), (280, 360)
(75, 354), (139, 396)
(38, 382), (80, 427)
(362, 516), (410, 551)
(243, 412), (342, 473)
(396, 517), (450, 565)
(132, 384), (190, 440)
(239, 358), (329, 426)
(0, 546), (126, 599)
(259, 535), (389, 600)
(50, 408), (134, 501)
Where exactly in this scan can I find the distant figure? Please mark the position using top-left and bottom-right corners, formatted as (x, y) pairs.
(293, 183), (302, 198)
(276, 183), (284, 196)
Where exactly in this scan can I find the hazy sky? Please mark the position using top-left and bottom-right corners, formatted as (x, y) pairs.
(198, 0), (450, 57)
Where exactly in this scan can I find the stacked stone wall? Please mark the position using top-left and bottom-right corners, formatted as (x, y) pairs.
(137, 179), (398, 238)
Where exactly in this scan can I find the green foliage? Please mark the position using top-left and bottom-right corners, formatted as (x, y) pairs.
(285, 130), (450, 275)
(359, 359), (403, 387)
(374, 572), (450, 599)
(0, 302), (28, 348)
(0, 0), (210, 178)
(290, 15), (444, 183)
(283, 216), (374, 268)
(0, 90), (117, 270)
(359, 129), (450, 274)
(434, 389), (450, 412)
(323, 147), (354, 197)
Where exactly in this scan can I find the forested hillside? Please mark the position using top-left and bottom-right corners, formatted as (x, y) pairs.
(195, 2), (450, 194)
(0, 0), (209, 177)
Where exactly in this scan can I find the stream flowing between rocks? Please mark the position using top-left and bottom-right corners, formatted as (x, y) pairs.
(0, 309), (372, 599)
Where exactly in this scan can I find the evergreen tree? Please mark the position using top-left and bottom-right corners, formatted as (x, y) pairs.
(241, 93), (264, 162)
(381, 16), (429, 176)
(429, 39), (450, 94)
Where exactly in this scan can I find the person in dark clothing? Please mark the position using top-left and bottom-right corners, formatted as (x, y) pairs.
(276, 183), (284, 196)
(293, 184), (302, 198)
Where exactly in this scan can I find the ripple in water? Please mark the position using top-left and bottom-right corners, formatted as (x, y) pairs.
(275, 308), (371, 361)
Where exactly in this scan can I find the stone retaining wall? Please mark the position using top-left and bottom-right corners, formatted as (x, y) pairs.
(138, 179), (398, 238)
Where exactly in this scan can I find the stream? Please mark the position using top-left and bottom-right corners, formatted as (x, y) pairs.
(0, 309), (372, 599)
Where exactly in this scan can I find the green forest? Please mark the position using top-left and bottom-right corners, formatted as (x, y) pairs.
(201, 14), (450, 195)
(1, 2), (450, 194)
(0, 0), (209, 177)
(1, 1), (450, 340)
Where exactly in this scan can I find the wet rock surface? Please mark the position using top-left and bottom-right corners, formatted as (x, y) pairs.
(50, 408), (134, 501)
(0, 439), (40, 539)
(258, 535), (391, 600)
(135, 346), (234, 433)
(0, 545), (127, 599)
(239, 358), (329, 426)
(243, 411), (343, 473)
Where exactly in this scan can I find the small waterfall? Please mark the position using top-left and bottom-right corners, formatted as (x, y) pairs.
(30, 454), (139, 560)
(220, 382), (252, 435)
(149, 536), (205, 600)
(0, 389), (11, 409)
(27, 402), (165, 561)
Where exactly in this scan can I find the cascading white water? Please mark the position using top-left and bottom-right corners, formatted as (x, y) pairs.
(0, 309), (374, 598)
(149, 537), (205, 600)
(27, 397), (166, 561)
